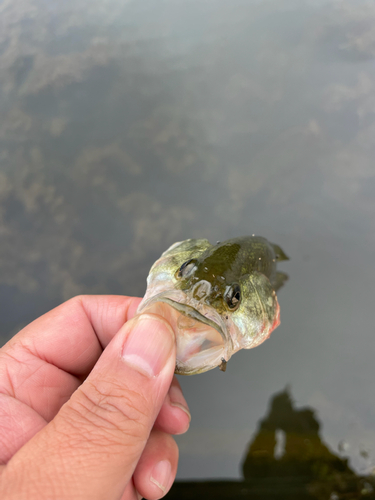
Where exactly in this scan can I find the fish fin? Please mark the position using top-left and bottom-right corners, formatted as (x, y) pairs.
(219, 358), (227, 372)
(271, 243), (289, 261)
(272, 272), (289, 292)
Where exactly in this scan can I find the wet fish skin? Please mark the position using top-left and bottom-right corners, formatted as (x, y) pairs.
(138, 236), (288, 375)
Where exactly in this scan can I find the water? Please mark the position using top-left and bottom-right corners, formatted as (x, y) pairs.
(1, 0), (375, 497)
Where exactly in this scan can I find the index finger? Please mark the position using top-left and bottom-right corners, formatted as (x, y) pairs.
(0, 296), (141, 424)
(2, 295), (141, 378)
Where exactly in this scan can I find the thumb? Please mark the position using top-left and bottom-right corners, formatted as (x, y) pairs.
(1, 314), (176, 500)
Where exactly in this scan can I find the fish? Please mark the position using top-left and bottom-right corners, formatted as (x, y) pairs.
(137, 236), (288, 375)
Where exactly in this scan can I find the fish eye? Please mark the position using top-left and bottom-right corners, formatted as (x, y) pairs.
(177, 259), (196, 279)
(224, 283), (241, 310)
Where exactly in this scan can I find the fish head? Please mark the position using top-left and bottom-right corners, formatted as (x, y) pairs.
(137, 238), (281, 375)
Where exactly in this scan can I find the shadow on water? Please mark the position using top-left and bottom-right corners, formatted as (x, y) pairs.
(167, 388), (375, 500)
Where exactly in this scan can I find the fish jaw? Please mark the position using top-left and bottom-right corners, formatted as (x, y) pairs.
(137, 289), (233, 375)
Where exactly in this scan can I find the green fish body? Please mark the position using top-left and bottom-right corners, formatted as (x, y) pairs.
(138, 236), (288, 375)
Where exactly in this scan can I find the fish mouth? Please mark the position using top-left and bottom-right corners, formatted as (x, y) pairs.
(138, 289), (227, 336)
(138, 290), (231, 375)
(156, 297), (225, 339)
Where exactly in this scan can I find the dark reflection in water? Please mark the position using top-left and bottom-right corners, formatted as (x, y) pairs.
(168, 388), (375, 500)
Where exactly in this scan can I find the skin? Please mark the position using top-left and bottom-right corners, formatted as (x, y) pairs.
(0, 295), (191, 500)
(141, 236), (288, 374)
(173, 236), (287, 314)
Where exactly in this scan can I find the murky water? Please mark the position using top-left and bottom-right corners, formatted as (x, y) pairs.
(1, 0), (375, 497)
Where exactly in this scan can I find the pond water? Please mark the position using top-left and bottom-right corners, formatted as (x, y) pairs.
(1, 0), (375, 498)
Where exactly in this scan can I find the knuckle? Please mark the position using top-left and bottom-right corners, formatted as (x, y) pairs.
(64, 295), (85, 309)
(65, 377), (150, 446)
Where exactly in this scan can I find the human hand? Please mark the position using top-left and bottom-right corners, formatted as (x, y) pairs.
(0, 295), (191, 500)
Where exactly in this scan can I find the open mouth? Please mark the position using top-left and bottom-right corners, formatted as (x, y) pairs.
(138, 293), (229, 375)
(157, 297), (225, 338)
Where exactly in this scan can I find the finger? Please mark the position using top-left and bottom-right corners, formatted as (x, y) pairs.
(0, 394), (46, 464)
(133, 430), (178, 500)
(0, 378), (190, 465)
(0, 295), (141, 422)
(154, 377), (191, 435)
(0, 378), (191, 465)
(0, 313), (177, 500)
(2, 295), (142, 375)
(119, 480), (142, 500)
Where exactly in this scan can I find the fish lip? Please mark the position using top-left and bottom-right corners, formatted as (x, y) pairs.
(158, 297), (226, 339)
(138, 290), (229, 343)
